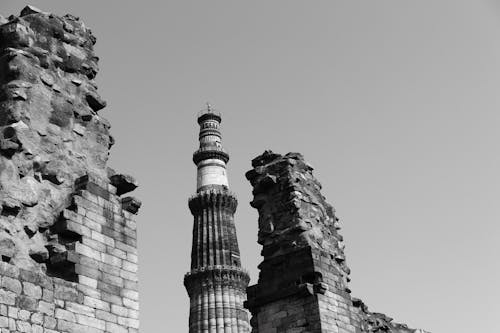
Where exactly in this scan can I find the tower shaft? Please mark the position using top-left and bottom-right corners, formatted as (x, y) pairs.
(185, 106), (250, 333)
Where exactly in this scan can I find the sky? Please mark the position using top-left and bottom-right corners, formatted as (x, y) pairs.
(2, 1), (500, 332)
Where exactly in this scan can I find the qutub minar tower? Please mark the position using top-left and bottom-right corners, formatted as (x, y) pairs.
(184, 105), (251, 333)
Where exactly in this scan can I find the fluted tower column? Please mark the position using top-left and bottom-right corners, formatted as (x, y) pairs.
(184, 104), (250, 333)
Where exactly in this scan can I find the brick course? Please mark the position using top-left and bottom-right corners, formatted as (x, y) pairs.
(0, 174), (140, 333)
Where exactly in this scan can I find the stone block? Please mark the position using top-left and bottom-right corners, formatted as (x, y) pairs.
(109, 174), (138, 196)
(65, 301), (94, 317)
(17, 310), (32, 321)
(43, 316), (57, 329)
(76, 314), (105, 330)
(120, 197), (141, 214)
(22, 282), (42, 299)
(30, 312), (43, 324)
(16, 295), (37, 311)
(54, 283), (79, 302)
(95, 309), (117, 323)
(2, 276), (22, 294)
(55, 308), (76, 322)
(83, 296), (110, 311)
(106, 321), (128, 333)
(110, 304), (128, 317)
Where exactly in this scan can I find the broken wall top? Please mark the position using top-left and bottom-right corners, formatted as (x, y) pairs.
(0, 6), (137, 272)
(246, 150), (430, 333)
(246, 150), (345, 260)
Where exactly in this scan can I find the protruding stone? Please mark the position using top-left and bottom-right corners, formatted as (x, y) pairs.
(0, 139), (20, 157)
(86, 91), (106, 112)
(52, 84), (61, 93)
(121, 197), (141, 214)
(40, 73), (54, 86)
(20, 5), (46, 17)
(73, 124), (86, 136)
(29, 245), (49, 263)
(12, 89), (28, 101)
(110, 174), (138, 196)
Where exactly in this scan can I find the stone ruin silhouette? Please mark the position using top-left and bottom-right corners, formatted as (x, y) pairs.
(245, 151), (429, 333)
(0, 5), (429, 333)
(0, 6), (140, 333)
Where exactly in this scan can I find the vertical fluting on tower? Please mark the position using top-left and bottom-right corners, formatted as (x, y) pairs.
(185, 105), (250, 333)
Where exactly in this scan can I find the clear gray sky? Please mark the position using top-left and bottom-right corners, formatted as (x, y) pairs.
(2, 1), (499, 332)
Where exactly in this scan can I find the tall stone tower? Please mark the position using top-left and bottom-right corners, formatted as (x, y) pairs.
(184, 105), (250, 333)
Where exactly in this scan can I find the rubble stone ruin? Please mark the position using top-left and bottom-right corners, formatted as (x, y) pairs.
(0, 6), (140, 333)
(245, 151), (429, 333)
(0, 4), (430, 333)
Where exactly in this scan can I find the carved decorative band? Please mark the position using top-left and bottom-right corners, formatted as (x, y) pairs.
(197, 112), (221, 124)
(188, 188), (237, 214)
(193, 148), (229, 164)
(199, 128), (222, 139)
(184, 266), (250, 295)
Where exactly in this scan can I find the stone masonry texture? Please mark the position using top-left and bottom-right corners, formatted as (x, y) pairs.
(184, 108), (250, 333)
(245, 151), (428, 333)
(0, 6), (141, 333)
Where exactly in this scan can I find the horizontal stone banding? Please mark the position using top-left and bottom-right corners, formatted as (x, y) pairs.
(188, 189), (237, 214)
(193, 147), (229, 164)
(184, 266), (250, 296)
(197, 111), (221, 124)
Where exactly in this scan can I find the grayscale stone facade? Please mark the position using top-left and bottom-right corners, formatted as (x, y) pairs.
(184, 106), (250, 333)
(245, 151), (429, 333)
(0, 6), (140, 333)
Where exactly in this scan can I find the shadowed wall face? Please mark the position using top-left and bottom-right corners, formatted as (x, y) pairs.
(245, 151), (429, 333)
(0, 7), (141, 333)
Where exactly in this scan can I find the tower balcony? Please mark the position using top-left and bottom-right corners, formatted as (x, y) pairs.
(193, 145), (229, 164)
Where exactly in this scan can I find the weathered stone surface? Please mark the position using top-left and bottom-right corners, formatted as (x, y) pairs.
(0, 6), (140, 333)
(0, 6), (113, 271)
(245, 151), (429, 333)
(121, 197), (141, 214)
(20, 5), (47, 17)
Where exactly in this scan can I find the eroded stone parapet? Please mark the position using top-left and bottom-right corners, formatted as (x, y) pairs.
(0, 6), (140, 333)
(0, 6), (118, 271)
(245, 150), (350, 288)
(245, 150), (429, 333)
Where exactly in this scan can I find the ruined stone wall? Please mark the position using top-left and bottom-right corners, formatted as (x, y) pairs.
(245, 151), (428, 333)
(0, 6), (141, 333)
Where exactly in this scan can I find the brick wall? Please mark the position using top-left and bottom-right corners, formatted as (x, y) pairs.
(0, 6), (141, 332)
(245, 151), (430, 333)
(0, 174), (140, 333)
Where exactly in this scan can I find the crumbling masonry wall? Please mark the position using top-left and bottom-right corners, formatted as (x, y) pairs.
(0, 6), (140, 333)
(245, 151), (428, 333)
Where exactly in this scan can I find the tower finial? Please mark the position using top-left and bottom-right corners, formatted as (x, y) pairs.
(206, 102), (212, 112)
